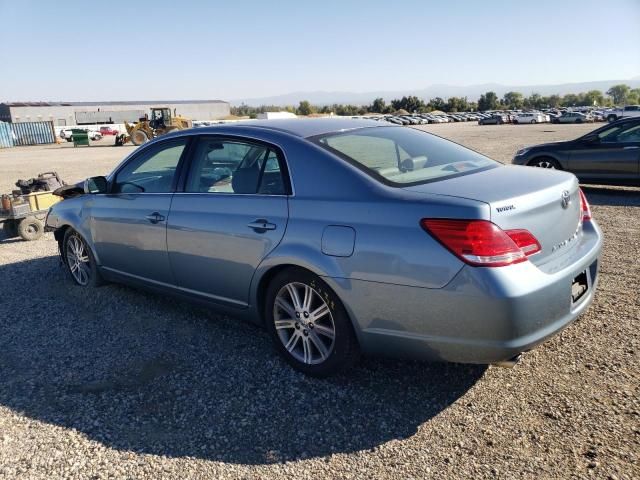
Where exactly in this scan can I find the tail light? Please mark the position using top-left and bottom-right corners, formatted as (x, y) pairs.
(579, 188), (591, 221)
(420, 219), (541, 267)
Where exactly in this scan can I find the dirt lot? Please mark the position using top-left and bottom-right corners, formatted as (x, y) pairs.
(0, 122), (638, 479)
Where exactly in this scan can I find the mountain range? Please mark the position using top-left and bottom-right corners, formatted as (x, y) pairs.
(231, 78), (640, 106)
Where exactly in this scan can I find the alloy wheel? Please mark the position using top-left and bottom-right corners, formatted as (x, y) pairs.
(66, 234), (91, 285)
(535, 160), (556, 169)
(273, 282), (336, 365)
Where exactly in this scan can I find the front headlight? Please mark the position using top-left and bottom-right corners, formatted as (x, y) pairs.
(515, 147), (530, 156)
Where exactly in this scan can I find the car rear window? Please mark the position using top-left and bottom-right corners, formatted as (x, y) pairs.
(311, 126), (497, 186)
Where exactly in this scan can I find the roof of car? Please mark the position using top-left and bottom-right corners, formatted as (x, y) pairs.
(213, 118), (392, 138)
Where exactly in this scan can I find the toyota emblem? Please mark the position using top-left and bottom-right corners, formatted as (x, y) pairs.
(561, 190), (571, 209)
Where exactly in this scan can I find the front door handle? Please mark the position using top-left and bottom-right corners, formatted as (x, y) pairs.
(145, 212), (165, 224)
(247, 219), (276, 232)
(622, 146), (639, 150)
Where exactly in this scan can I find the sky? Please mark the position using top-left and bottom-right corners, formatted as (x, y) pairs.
(1, 0), (639, 102)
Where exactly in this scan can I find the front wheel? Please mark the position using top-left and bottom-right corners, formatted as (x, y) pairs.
(130, 129), (149, 146)
(265, 268), (359, 377)
(63, 229), (103, 287)
(531, 119), (537, 124)
(529, 157), (561, 169)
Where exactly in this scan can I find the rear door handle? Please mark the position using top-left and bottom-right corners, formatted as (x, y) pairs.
(247, 219), (276, 232)
(145, 212), (165, 224)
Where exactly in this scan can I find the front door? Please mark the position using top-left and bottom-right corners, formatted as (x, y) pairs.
(89, 138), (189, 284)
(167, 137), (289, 307)
(569, 122), (640, 182)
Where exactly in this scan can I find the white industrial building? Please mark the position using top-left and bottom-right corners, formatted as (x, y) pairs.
(0, 100), (231, 126)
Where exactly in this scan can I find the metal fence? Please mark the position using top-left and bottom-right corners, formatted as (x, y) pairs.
(0, 121), (56, 148)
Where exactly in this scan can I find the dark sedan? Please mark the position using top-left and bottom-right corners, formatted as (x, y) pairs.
(513, 118), (640, 186)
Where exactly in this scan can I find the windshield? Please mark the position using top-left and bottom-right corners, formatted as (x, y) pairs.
(312, 126), (498, 186)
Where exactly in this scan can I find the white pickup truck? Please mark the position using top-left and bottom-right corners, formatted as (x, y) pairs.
(605, 105), (640, 122)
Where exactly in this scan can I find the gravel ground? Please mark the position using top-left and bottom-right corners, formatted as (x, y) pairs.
(0, 122), (638, 479)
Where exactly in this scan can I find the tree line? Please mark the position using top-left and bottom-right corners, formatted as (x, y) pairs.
(231, 84), (640, 117)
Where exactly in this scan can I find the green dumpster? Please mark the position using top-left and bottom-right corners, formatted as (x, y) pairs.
(71, 129), (90, 147)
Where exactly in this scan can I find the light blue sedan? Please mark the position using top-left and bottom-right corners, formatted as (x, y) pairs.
(47, 119), (602, 376)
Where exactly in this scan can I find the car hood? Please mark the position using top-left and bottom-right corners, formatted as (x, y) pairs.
(525, 140), (574, 151)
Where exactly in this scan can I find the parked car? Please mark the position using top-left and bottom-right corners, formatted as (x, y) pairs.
(514, 112), (546, 124)
(479, 114), (506, 125)
(59, 128), (102, 141)
(47, 119), (602, 377)
(99, 126), (119, 136)
(552, 112), (592, 124)
(604, 105), (640, 122)
(513, 117), (640, 186)
(384, 117), (403, 125)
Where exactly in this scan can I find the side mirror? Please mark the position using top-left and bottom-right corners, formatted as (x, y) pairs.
(84, 176), (108, 194)
(583, 135), (599, 144)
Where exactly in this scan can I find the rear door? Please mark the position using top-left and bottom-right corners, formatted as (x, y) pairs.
(568, 122), (640, 181)
(167, 136), (290, 307)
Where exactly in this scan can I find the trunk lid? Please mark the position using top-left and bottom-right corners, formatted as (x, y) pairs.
(404, 165), (582, 265)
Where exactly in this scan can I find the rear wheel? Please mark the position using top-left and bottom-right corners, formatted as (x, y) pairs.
(265, 268), (359, 377)
(529, 157), (561, 169)
(18, 217), (44, 241)
(607, 115), (617, 123)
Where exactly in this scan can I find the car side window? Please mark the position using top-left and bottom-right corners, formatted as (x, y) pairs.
(600, 124), (640, 143)
(113, 140), (186, 193)
(598, 126), (621, 142)
(616, 125), (640, 143)
(186, 138), (287, 195)
(258, 149), (286, 195)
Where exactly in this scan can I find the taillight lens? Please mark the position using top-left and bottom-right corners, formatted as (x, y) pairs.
(420, 219), (541, 267)
(579, 188), (591, 221)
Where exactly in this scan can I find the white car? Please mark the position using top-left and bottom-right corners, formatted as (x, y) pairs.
(514, 112), (546, 124)
(604, 105), (640, 122)
(59, 128), (102, 141)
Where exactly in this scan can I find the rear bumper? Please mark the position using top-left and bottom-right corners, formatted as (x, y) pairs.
(327, 219), (603, 364)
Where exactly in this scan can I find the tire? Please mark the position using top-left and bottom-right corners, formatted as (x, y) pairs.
(531, 119), (536, 124)
(576, 118), (583, 124)
(607, 115), (617, 123)
(529, 157), (561, 170)
(62, 228), (103, 287)
(265, 267), (359, 377)
(130, 129), (149, 146)
(2, 220), (19, 238)
(17, 217), (44, 241)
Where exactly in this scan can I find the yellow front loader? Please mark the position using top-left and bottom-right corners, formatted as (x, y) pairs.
(120, 107), (192, 146)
